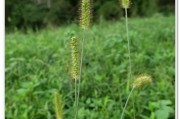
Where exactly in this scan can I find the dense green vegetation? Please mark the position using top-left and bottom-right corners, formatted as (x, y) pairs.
(6, 15), (175, 119)
(6, 0), (174, 30)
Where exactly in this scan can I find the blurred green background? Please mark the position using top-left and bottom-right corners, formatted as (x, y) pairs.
(5, 0), (175, 119)
(6, 0), (174, 31)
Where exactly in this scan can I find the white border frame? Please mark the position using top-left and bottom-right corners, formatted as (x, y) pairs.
(176, 0), (179, 118)
(0, 0), (5, 118)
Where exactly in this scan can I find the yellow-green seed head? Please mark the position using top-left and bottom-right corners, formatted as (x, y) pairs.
(132, 74), (152, 89)
(70, 36), (80, 80)
(80, 0), (92, 29)
(53, 92), (63, 119)
(121, 0), (130, 8)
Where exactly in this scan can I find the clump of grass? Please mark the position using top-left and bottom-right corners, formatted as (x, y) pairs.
(53, 91), (63, 119)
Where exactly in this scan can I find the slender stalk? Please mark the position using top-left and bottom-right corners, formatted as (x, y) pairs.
(124, 8), (135, 119)
(120, 87), (134, 119)
(125, 8), (132, 91)
(75, 29), (85, 119)
(74, 79), (77, 119)
(132, 91), (135, 119)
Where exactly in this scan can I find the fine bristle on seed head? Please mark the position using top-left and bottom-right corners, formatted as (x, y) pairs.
(80, 0), (92, 29)
(132, 74), (152, 89)
(121, 0), (130, 9)
(70, 36), (80, 80)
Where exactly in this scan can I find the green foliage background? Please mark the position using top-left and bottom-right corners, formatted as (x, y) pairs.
(6, 15), (175, 119)
(5, 0), (174, 30)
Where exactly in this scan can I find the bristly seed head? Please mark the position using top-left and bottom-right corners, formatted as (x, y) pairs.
(80, 0), (92, 29)
(132, 74), (152, 89)
(53, 91), (63, 119)
(70, 36), (80, 80)
(121, 0), (130, 9)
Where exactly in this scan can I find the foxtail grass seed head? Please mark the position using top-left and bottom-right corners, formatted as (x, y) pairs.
(70, 36), (80, 80)
(132, 74), (152, 89)
(80, 0), (92, 29)
(121, 0), (130, 8)
(53, 92), (63, 119)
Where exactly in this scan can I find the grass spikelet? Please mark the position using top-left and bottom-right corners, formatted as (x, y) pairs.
(121, 0), (130, 8)
(53, 91), (63, 119)
(80, 0), (92, 29)
(70, 36), (80, 80)
(132, 74), (152, 89)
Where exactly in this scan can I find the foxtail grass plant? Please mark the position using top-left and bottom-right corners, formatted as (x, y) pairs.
(120, 74), (152, 119)
(53, 91), (63, 119)
(69, 36), (80, 119)
(74, 0), (92, 118)
(120, 0), (134, 118)
(120, 0), (132, 93)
